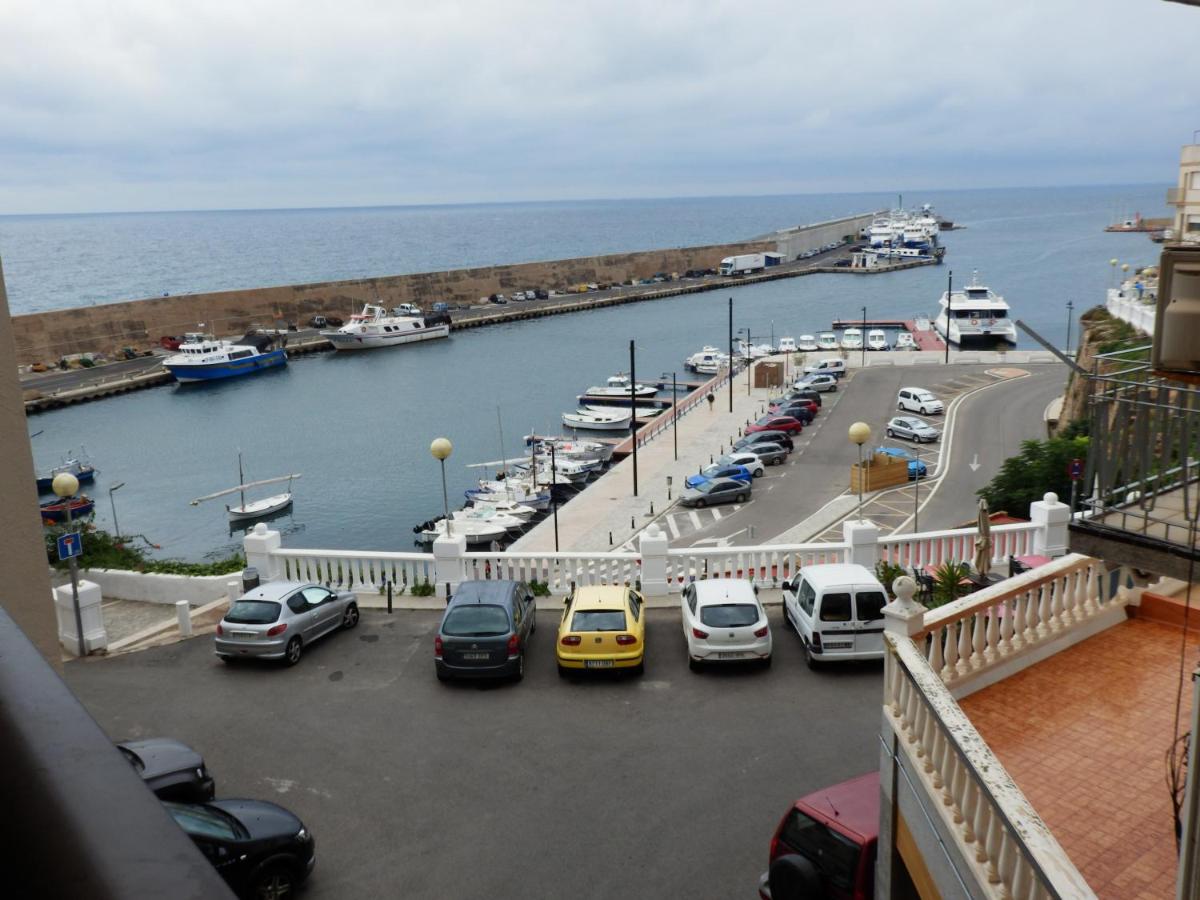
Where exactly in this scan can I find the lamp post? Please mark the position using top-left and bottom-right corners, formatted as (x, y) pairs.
(860, 305), (867, 367)
(740, 328), (752, 395)
(551, 444), (559, 551)
(430, 437), (453, 537)
(944, 270), (953, 365)
(52, 472), (86, 657)
(728, 297), (734, 413)
(630, 338), (638, 497)
(672, 371), (679, 461)
(1109, 258), (1118, 290)
(108, 481), (126, 539)
(1065, 300), (1075, 357)
(848, 422), (871, 524)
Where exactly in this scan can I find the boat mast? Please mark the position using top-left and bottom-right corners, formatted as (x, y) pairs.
(238, 451), (246, 512)
(496, 406), (506, 480)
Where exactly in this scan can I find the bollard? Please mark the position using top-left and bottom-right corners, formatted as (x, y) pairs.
(609, 531), (613, 545)
(738, 427), (742, 436)
(631, 516), (635, 529)
(710, 454), (714, 464)
(387, 579), (393, 614)
(175, 600), (192, 638)
(650, 502), (654, 515)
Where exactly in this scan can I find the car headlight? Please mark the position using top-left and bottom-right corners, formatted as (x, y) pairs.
(296, 827), (310, 842)
(196, 767), (205, 779)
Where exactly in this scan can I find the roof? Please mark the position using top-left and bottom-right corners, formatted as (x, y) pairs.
(796, 771), (880, 841)
(796, 564), (882, 590)
(571, 584), (629, 609)
(449, 580), (521, 607)
(693, 579), (757, 604)
(238, 581), (308, 602)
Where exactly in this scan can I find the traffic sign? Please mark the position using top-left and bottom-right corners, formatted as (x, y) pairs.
(57, 532), (83, 561)
(1068, 458), (1085, 481)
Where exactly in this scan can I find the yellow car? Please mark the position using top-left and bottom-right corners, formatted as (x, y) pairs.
(556, 585), (645, 676)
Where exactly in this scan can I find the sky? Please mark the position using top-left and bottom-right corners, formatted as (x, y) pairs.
(0, 0), (1195, 214)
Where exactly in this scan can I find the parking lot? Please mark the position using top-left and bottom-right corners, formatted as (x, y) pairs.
(68, 607), (883, 899)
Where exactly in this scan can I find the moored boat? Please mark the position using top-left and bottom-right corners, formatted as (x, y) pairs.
(417, 518), (508, 546)
(162, 332), (287, 383)
(817, 332), (839, 351)
(934, 271), (1017, 345)
(562, 408), (633, 431)
(40, 495), (95, 523)
(36, 451), (97, 493)
(322, 303), (451, 351)
(797, 335), (819, 352)
(581, 374), (658, 401)
(190, 454), (302, 523)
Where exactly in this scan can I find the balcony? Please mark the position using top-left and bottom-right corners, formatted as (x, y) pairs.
(1068, 352), (1200, 581)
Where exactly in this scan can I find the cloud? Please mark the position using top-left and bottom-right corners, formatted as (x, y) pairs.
(0, 0), (1192, 212)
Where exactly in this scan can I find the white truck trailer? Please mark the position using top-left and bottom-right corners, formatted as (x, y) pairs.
(720, 253), (766, 275)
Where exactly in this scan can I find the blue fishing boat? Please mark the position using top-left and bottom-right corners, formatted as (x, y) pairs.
(162, 331), (287, 383)
(35, 452), (97, 493)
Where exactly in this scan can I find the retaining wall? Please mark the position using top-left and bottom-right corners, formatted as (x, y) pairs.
(80, 569), (237, 606)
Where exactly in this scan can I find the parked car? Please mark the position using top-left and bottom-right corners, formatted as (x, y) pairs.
(747, 415), (804, 435)
(431, 302), (450, 313)
(770, 396), (818, 415)
(166, 799), (316, 899)
(678, 478), (751, 508)
(117, 738), (214, 802)
(681, 579), (771, 670)
(770, 404), (814, 425)
(307, 314), (343, 328)
(434, 580), (535, 682)
(758, 772), (879, 899)
(556, 585), (645, 676)
(709, 451), (768, 476)
(897, 387), (944, 415)
(215, 581), (359, 666)
(802, 358), (846, 379)
(774, 387), (822, 408)
(875, 446), (927, 478)
(735, 431), (794, 453)
(798, 373), (839, 393)
(745, 443), (789, 466)
(886, 416), (941, 443)
(781, 564), (887, 668)
(685, 463), (754, 489)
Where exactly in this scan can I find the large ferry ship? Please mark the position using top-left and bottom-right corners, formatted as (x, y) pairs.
(933, 271), (1017, 345)
(162, 332), (287, 382)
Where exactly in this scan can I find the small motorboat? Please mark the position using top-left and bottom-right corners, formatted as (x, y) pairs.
(817, 332), (839, 351)
(190, 453), (301, 523)
(583, 404), (662, 418)
(466, 499), (538, 521)
(36, 451), (97, 494)
(840, 328), (864, 350)
(418, 518), (508, 546)
(40, 495), (95, 523)
(581, 374), (657, 400)
(450, 507), (527, 533)
(895, 332), (917, 351)
(562, 408), (633, 431)
(523, 435), (615, 462)
(685, 346), (725, 370)
(797, 335), (820, 352)
(777, 337), (797, 353)
(867, 329), (890, 351)
(465, 480), (551, 511)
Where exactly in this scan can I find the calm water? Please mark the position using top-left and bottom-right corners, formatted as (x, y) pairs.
(18, 185), (1166, 561)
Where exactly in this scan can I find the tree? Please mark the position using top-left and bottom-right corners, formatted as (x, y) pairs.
(977, 435), (1090, 516)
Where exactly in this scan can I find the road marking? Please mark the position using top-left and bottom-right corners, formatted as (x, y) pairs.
(711, 508), (723, 521)
(666, 515), (680, 539)
(689, 511), (702, 529)
(969, 453), (981, 472)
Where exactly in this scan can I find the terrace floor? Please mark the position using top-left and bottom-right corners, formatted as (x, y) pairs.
(959, 616), (1197, 900)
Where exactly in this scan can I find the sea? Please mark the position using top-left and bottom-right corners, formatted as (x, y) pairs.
(3, 184), (1168, 561)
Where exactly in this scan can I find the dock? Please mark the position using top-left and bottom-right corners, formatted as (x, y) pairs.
(829, 318), (947, 352)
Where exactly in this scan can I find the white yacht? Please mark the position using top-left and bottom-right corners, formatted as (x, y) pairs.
(777, 337), (797, 353)
(894, 332), (917, 351)
(322, 303), (450, 351)
(580, 374), (658, 401)
(685, 348), (729, 374)
(840, 328), (863, 350)
(817, 332), (839, 351)
(797, 334), (820, 352)
(866, 329), (889, 351)
(562, 408), (633, 431)
(934, 271), (1017, 345)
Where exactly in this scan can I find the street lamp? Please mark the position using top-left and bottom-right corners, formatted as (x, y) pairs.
(1109, 258), (1118, 289)
(848, 422), (872, 524)
(1065, 300), (1075, 356)
(108, 481), (126, 538)
(860, 305), (867, 367)
(52, 472), (86, 657)
(740, 328), (752, 395)
(430, 437), (453, 537)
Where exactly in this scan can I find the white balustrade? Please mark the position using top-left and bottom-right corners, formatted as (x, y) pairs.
(665, 543), (848, 586)
(877, 522), (1038, 570)
(462, 551), (641, 594)
(274, 549), (434, 592)
(884, 634), (1097, 899)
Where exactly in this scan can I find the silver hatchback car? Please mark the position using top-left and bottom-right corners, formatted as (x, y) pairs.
(215, 581), (359, 666)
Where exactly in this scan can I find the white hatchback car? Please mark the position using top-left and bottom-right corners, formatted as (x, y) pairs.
(897, 387), (944, 415)
(681, 579), (772, 670)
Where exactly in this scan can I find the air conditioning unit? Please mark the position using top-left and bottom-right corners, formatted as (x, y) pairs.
(1153, 244), (1200, 377)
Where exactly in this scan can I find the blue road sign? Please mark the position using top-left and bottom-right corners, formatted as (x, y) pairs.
(1068, 458), (1084, 481)
(57, 532), (83, 561)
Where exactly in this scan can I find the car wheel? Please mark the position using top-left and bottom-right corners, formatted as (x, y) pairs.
(283, 637), (302, 667)
(342, 603), (359, 629)
(531, 615), (537, 634)
(753, 468), (763, 478)
(513, 653), (525, 682)
(688, 657), (702, 672)
(557, 663), (570, 678)
(436, 667), (451, 682)
(830, 384), (837, 392)
(695, 498), (707, 508)
(251, 864), (297, 900)
(736, 493), (747, 503)
(804, 641), (821, 671)
(886, 428), (895, 438)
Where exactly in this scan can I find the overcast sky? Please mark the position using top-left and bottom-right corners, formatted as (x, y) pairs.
(0, 0), (1194, 214)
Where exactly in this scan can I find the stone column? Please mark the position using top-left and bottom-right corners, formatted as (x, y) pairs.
(843, 519), (880, 570)
(882, 575), (927, 638)
(432, 532), (467, 599)
(243, 523), (282, 581)
(1030, 491), (1070, 558)
(638, 524), (670, 597)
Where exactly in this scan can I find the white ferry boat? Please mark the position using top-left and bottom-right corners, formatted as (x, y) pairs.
(322, 303), (450, 351)
(162, 332), (287, 383)
(934, 271), (1017, 345)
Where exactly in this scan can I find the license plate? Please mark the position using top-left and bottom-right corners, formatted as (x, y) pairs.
(585, 660), (614, 669)
(717, 652), (746, 659)
(824, 641), (852, 650)
(462, 653), (489, 660)
(232, 631), (256, 639)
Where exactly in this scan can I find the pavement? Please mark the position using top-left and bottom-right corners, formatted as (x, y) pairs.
(65, 607), (883, 900)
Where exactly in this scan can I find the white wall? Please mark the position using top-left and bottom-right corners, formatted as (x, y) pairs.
(81, 569), (237, 606)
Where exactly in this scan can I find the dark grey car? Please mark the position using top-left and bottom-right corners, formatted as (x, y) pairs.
(117, 738), (215, 802)
(435, 580), (536, 682)
(734, 430), (794, 453)
(679, 478), (751, 508)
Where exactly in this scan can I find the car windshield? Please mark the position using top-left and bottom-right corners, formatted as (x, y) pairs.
(442, 604), (510, 637)
(756, 416), (776, 425)
(571, 610), (627, 632)
(700, 603), (760, 627)
(224, 601), (281, 624)
(693, 481), (721, 494)
(778, 808), (861, 891)
(165, 803), (247, 841)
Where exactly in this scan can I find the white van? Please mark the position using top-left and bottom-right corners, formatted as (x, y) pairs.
(897, 387), (944, 415)
(781, 564), (888, 668)
(802, 358), (846, 379)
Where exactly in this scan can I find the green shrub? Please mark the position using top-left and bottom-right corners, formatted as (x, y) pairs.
(44, 522), (244, 576)
(410, 578), (436, 597)
(977, 435), (1090, 515)
(875, 561), (908, 598)
(930, 561), (972, 608)
(529, 580), (551, 596)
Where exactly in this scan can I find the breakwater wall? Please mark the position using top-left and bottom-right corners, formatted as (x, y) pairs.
(10, 213), (878, 365)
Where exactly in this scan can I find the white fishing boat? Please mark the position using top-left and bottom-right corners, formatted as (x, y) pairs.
(777, 337), (797, 353)
(466, 499), (537, 521)
(797, 334), (819, 352)
(867, 329), (889, 351)
(685, 346), (727, 370)
(562, 408), (633, 431)
(190, 454), (301, 523)
(581, 374), (657, 400)
(450, 507), (527, 533)
(817, 332), (839, 351)
(418, 518), (508, 546)
(840, 328), (863, 350)
(524, 435), (615, 462)
(321, 303), (450, 351)
(465, 480), (551, 510)
(583, 404), (662, 418)
(934, 271), (1017, 345)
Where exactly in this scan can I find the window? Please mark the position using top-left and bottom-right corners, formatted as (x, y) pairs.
(165, 803), (244, 841)
(798, 580), (817, 616)
(856, 591), (886, 622)
(287, 595), (307, 614)
(687, 592), (697, 616)
(1188, 215), (1200, 234)
(228, 349), (252, 360)
(224, 601), (281, 624)
(301, 586), (332, 607)
(571, 610), (626, 632)
(777, 809), (861, 892)
(442, 604), (510, 637)
(700, 603), (759, 628)
(819, 592), (853, 622)
(628, 592), (641, 622)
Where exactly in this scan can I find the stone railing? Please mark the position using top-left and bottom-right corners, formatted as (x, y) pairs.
(462, 550), (641, 594)
(877, 522), (1039, 570)
(884, 632), (1097, 899)
(665, 543), (847, 586)
(273, 547), (435, 592)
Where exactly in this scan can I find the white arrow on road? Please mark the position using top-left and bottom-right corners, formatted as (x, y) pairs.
(968, 453), (981, 472)
(692, 536), (732, 547)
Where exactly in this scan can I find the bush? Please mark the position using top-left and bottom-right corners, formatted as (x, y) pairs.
(977, 435), (1090, 515)
(410, 578), (436, 597)
(875, 561), (908, 599)
(529, 580), (551, 596)
(930, 561), (972, 608)
(44, 522), (245, 576)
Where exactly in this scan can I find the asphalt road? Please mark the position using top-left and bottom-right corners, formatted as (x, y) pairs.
(67, 608), (882, 900)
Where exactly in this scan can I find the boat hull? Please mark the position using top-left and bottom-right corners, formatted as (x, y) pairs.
(166, 349), (288, 382)
(562, 413), (632, 432)
(36, 465), (96, 493)
(40, 498), (95, 523)
(228, 492), (293, 522)
(322, 324), (449, 351)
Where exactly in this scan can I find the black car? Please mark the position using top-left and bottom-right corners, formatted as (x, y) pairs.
(784, 387), (822, 408)
(166, 799), (315, 899)
(773, 404), (814, 425)
(118, 738), (215, 802)
(435, 580), (536, 682)
(734, 430), (794, 453)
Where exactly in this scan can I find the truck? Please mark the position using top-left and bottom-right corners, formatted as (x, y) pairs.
(720, 253), (767, 276)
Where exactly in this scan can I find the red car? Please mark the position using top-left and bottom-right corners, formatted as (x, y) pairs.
(746, 415), (804, 435)
(758, 772), (878, 899)
(770, 397), (817, 416)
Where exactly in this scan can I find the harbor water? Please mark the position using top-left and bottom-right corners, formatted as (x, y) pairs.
(14, 183), (1166, 561)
